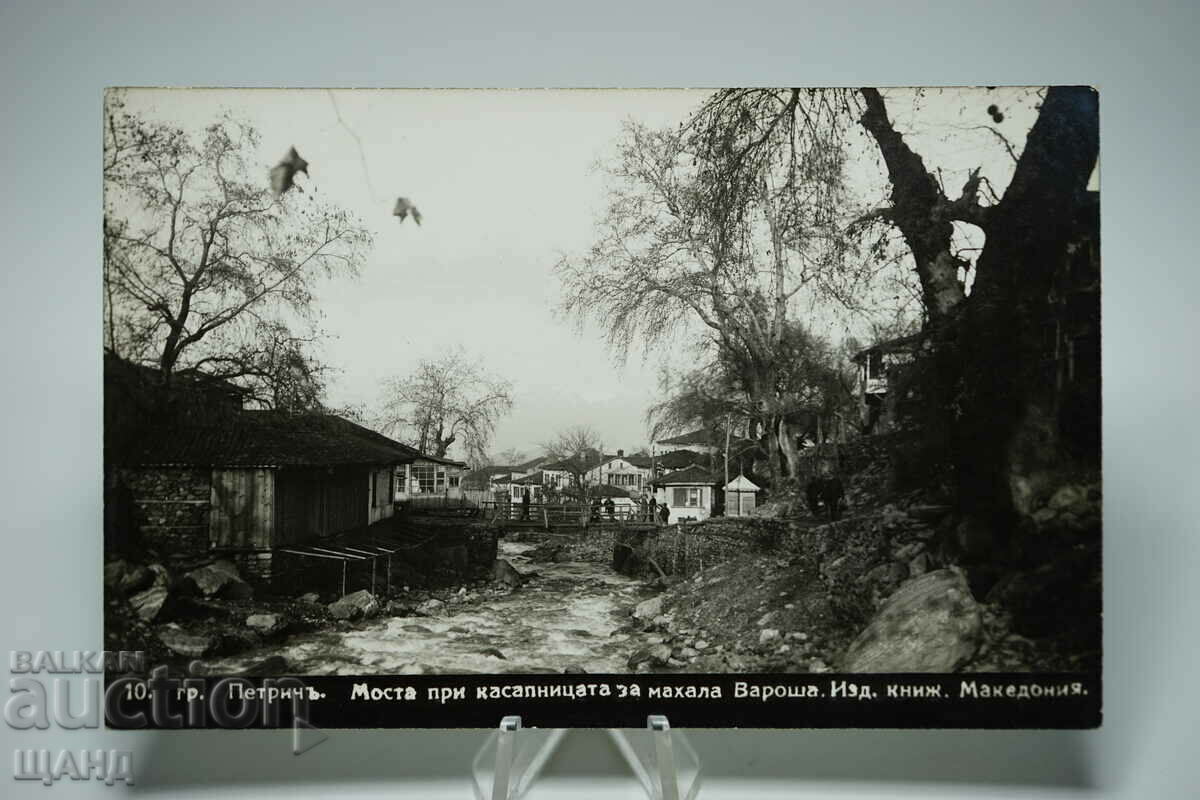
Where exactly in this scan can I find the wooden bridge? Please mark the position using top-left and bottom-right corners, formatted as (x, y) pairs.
(400, 496), (662, 531)
(487, 501), (657, 532)
(487, 502), (660, 531)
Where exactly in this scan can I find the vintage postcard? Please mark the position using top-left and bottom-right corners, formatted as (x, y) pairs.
(102, 87), (1100, 729)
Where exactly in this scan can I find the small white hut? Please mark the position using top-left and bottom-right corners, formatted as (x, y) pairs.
(653, 466), (717, 524)
(723, 474), (761, 517)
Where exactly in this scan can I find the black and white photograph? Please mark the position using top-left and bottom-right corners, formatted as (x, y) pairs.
(101, 86), (1101, 728)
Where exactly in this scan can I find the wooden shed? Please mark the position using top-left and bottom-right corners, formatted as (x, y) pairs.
(110, 411), (418, 558)
(723, 474), (762, 517)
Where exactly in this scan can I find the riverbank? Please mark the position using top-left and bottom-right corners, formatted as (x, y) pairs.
(199, 540), (658, 675)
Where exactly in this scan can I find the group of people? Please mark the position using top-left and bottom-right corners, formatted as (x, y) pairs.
(639, 495), (670, 525)
(589, 495), (618, 518)
(521, 487), (672, 525)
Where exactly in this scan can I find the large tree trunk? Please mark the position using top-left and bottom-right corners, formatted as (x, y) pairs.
(777, 417), (802, 482)
(859, 87), (1099, 557)
(958, 88), (1099, 533)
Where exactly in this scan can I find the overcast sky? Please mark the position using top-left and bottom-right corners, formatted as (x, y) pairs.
(116, 87), (1072, 461)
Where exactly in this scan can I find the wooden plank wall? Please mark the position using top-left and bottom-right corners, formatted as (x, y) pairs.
(274, 469), (321, 545)
(212, 466), (381, 549)
(209, 468), (274, 549)
(325, 468), (367, 537)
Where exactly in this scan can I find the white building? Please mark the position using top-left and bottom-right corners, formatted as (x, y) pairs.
(586, 450), (654, 497)
(723, 474), (762, 517)
(653, 465), (717, 524)
(395, 455), (469, 502)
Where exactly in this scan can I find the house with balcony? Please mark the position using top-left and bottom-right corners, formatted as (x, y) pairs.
(586, 450), (654, 497)
(851, 334), (922, 434)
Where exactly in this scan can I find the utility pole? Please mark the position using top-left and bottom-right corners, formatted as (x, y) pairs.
(723, 413), (732, 486)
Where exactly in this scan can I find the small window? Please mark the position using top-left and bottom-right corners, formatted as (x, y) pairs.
(412, 463), (435, 493)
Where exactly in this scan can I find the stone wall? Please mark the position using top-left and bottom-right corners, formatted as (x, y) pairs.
(617, 518), (797, 577)
(118, 467), (211, 559)
(562, 528), (617, 562)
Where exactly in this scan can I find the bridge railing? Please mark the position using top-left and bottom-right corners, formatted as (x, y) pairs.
(483, 502), (660, 526)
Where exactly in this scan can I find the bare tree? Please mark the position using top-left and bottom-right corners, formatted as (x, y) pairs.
(377, 348), (514, 464)
(539, 425), (603, 498)
(558, 90), (872, 486)
(103, 93), (373, 409)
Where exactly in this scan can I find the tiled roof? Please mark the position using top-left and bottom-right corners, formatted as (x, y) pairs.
(653, 465), (717, 486)
(655, 449), (705, 470)
(590, 484), (631, 498)
(104, 350), (249, 397)
(513, 455), (550, 471)
(511, 471), (544, 486)
(464, 466), (514, 486)
(542, 453), (605, 473)
(724, 474), (761, 491)
(111, 410), (429, 469)
(851, 332), (923, 363)
(656, 429), (715, 446)
(623, 453), (654, 469)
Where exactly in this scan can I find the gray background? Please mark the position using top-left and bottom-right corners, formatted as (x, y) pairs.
(1, 1), (1196, 797)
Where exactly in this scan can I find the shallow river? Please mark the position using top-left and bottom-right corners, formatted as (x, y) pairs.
(215, 541), (650, 675)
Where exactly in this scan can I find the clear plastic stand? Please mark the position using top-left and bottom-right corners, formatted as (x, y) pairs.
(471, 715), (702, 800)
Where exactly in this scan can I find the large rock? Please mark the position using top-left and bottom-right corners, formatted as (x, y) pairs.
(842, 569), (982, 672)
(148, 563), (172, 588)
(158, 630), (217, 658)
(104, 560), (129, 591)
(245, 613), (284, 634)
(386, 600), (415, 616)
(105, 560), (157, 596)
(866, 561), (910, 598)
(627, 644), (672, 670)
(633, 595), (664, 621)
(493, 559), (526, 589)
(179, 562), (252, 600)
(129, 586), (170, 622)
(415, 598), (445, 617)
(118, 565), (155, 596)
(328, 589), (380, 621)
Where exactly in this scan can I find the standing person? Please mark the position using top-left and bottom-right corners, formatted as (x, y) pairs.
(604, 496), (615, 518)
(658, 501), (670, 526)
(648, 494), (657, 524)
(521, 487), (531, 520)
